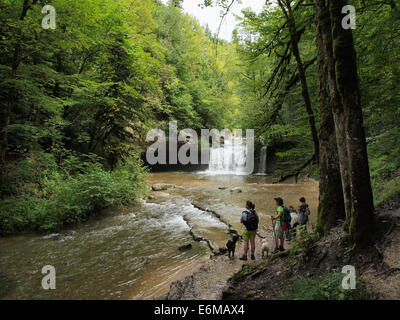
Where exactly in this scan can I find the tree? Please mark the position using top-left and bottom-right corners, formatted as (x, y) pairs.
(315, 0), (345, 235)
(315, 0), (375, 245)
(277, 0), (319, 163)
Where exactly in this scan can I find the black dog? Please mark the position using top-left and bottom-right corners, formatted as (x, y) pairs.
(226, 235), (240, 259)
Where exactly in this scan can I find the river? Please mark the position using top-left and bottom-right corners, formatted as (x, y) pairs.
(0, 171), (318, 300)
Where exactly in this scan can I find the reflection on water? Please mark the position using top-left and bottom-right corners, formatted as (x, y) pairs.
(0, 171), (318, 300)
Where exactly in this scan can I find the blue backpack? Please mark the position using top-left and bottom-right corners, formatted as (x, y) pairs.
(283, 206), (292, 225)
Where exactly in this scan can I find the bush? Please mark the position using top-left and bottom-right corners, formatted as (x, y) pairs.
(0, 157), (147, 235)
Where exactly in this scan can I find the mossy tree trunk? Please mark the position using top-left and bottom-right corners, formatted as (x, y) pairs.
(315, 0), (352, 225)
(328, 0), (375, 245)
(315, 0), (345, 235)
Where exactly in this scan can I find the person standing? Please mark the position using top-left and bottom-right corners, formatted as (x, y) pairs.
(298, 197), (311, 231)
(289, 206), (300, 239)
(283, 206), (292, 241)
(240, 200), (259, 261)
(271, 197), (285, 253)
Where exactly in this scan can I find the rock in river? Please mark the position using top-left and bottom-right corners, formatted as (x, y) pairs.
(230, 187), (242, 193)
(178, 244), (193, 252)
(151, 183), (175, 191)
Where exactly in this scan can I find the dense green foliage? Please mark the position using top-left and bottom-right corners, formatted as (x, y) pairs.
(0, 155), (146, 234)
(0, 0), (241, 234)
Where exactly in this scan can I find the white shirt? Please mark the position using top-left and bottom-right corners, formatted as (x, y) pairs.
(290, 212), (300, 228)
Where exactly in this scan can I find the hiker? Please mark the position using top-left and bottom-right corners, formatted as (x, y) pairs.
(271, 197), (285, 253)
(283, 205), (292, 241)
(305, 173), (311, 181)
(240, 200), (259, 261)
(289, 206), (300, 239)
(298, 197), (311, 231)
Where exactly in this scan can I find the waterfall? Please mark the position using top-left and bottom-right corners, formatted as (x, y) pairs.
(257, 146), (267, 175)
(208, 137), (248, 175)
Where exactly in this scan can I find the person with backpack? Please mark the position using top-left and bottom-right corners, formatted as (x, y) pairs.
(283, 205), (292, 241)
(240, 200), (259, 261)
(298, 197), (311, 231)
(271, 197), (285, 253)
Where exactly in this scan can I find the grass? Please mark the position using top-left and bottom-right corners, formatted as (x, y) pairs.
(231, 265), (256, 281)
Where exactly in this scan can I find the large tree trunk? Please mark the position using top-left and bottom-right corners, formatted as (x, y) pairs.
(278, 0), (320, 163)
(328, 0), (375, 245)
(315, 0), (345, 235)
(316, 0), (352, 224)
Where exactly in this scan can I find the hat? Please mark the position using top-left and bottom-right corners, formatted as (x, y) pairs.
(274, 197), (283, 205)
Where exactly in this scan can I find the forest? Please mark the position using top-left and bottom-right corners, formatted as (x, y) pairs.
(1, 0), (399, 249)
(0, 0), (243, 234)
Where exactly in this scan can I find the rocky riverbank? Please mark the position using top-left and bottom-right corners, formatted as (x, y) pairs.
(161, 207), (400, 300)
(159, 228), (275, 300)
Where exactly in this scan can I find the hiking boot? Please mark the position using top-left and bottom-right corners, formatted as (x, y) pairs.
(251, 254), (255, 260)
(239, 255), (247, 261)
(279, 246), (284, 252)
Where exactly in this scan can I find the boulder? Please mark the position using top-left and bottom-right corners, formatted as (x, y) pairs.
(151, 184), (168, 191)
(151, 183), (176, 191)
(230, 187), (242, 193)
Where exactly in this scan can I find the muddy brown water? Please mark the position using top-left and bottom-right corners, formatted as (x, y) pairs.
(0, 171), (318, 300)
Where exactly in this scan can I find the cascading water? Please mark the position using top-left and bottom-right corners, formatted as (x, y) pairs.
(257, 146), (268, 175)
(208, 137), (248, 175)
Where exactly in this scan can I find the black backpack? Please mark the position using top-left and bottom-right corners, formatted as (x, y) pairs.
(244, 209), (259, 231)
(299, 204), (310, 225)
(283, 206), (292, 225)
